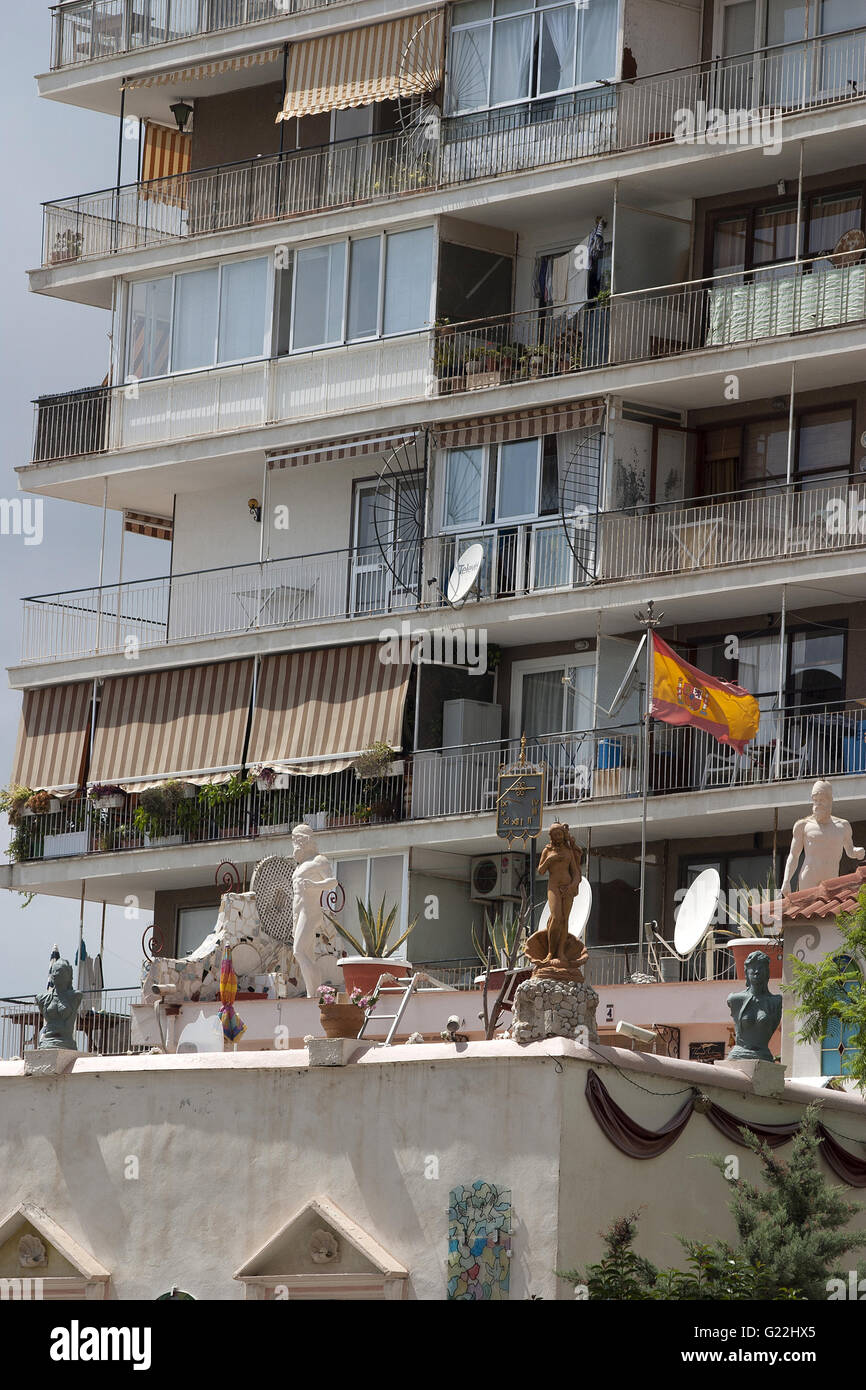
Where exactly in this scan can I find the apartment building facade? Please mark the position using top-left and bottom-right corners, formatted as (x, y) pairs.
(5, 0), (866, 1065)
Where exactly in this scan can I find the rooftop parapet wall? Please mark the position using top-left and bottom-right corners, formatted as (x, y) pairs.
(0, 1039), (863, 1299)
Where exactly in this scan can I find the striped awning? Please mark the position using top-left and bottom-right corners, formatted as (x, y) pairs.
(277, 11), (444, 122)
(123, 510), (173, 542)
(248, 644), (410, 776)
(89, 661), (253, 791)
(267, 428), (418, 471)
(10, 683), (93, 795)
(127, 47), (282, 89)
(433, 399), (606, 450)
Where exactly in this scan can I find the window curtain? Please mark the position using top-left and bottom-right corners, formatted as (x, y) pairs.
(491, 16), (532, 105)
(446, 27), (489, 113)
(522, 670), (566, 736)
(578, 0), (618, 84)
(738, 637), (779, 743)
(542, 7), (576, 93)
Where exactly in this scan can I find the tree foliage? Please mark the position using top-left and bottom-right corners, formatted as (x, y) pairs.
(788, 892), (866, 1091)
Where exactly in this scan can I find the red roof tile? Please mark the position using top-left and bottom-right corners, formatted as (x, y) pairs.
(781, 865), (866, 922)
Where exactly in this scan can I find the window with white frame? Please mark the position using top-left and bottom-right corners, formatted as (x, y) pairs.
(511, 655), (595, 739)
(277, 227), (435, 354)
(332, 855), (408, 955)
(439, 431), (598, 531)
(126, 256), (270, 380)
(446, 0), (619, 116)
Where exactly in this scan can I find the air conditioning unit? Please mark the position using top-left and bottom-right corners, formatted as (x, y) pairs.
(470, 853), (527, 902)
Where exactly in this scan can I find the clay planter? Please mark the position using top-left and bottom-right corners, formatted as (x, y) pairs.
(318, 1002), (364, 1040)
(338, 956), (411, 996)
(727, 936), (784, 981)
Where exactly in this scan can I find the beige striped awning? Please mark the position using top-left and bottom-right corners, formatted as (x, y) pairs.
(277, 11), (444, 122)
(10, 683), (93, 795)
(248, 644), (410, 776)
(89, 660), (253, 791)
(127, 47), (282, 89)
(433, 399), (606, 450)
(267, 428), (419, 471)
(123, 510), (174, 542)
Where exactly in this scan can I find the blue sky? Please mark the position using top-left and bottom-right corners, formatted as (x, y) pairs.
(0, 8), (165, 994)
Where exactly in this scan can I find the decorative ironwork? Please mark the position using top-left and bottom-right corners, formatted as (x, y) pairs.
(653, 1024), (681, 1058)
(215, 861), (241, 893)
(141, 924), (165, 962)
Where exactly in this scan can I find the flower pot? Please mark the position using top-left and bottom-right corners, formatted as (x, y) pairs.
(92, 794), (124, 810)
(303, 811), (327, 830)
(143, 832), (184, 849)
(43, 830), (89, 859)
(318, 1002), (364, 1040)
(727, 937), (784, 981)
(465, 369), (501, 391)
(261, 821), (292, 837)
(338, 957), (411, 996)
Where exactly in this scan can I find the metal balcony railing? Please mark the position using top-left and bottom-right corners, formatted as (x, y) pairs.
(11, 701), (866, 865)
(19, 477), (866, 665)
(584, 941), (738, 987)
(50, 0), (348, 69)
(41, 28), (866, 257)
(0, 987), (142, 1058)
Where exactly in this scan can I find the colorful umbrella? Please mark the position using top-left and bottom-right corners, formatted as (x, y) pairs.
(219, 945), (246, 1045)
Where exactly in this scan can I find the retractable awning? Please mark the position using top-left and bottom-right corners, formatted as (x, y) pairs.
(248, 644), (410, 776)
(10, 682), (93, 795)
(126, 48), (282, 89)
(89, 660), (253, 791)
(276, 10), (444, 122)
(433, 399), (606, 449)
(267, 428), (418, 471)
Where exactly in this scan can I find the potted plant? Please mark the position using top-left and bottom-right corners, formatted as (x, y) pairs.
(1, 785), (34, 826)
(24, 790), (53, 816)
(49, 228), (83, 264)
(133, 781), (186, 847)
(353, 742), (401, 781)
(315, 983), (373, 1040)
(721, 874), (785, 981)
(87, 783), (125, 810)
(326, 895), (417, 995)
(465, 343), (502, 390)
(197, 773), (253, 839)
(472, 904), (531, 1007)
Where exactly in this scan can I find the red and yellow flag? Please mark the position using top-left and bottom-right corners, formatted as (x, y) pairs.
(650, 634), (760, 753)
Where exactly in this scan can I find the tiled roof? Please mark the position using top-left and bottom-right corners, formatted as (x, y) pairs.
(781, 866), (866, 922)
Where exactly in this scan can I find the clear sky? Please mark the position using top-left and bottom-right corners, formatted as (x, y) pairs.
(0, 8), (167, 995)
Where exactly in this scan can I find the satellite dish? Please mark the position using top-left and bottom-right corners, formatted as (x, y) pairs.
(250, 855), (295, 946)
(673, 868), (720, 957)
(830, 227), (865, 268)
(558, 429), (605, 580)
(606, 633), (647, 719)
(372, 434), (426, 600)
(447, 543), (484, 605)
(537, 879), (592, 942)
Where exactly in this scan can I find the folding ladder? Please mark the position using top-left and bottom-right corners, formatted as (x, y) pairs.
(357, 971), (425, 1047)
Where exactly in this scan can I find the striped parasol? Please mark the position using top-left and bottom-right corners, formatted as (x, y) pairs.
(219, 945), (246, 1045)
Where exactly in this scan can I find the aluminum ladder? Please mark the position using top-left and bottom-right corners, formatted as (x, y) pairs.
(357, 971), (424, 1047)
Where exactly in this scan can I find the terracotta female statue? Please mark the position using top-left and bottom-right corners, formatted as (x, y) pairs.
(525, 823), (588, 979)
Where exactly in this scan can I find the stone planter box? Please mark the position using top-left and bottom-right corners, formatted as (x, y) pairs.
(465, 369), (501, 391)
(143, 833), (184, 849)
(91, 794), (124, 810)
(43, 830), (89, 859)
(260, 821), (293, 837)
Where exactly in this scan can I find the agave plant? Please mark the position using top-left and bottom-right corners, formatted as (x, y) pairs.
(722, 871), (781, 938)
(472, 900), (529, 971)
(326, 895), (417, 958)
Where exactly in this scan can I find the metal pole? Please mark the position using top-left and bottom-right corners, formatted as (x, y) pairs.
(114, 81), (126, 251)
(95, 477), (108, 651)
(529, 836), (537, 927)
(635, 601), (664, 948)
(774, 585), (788, 779)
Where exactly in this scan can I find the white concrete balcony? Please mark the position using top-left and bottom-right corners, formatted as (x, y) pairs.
(18, 478), (866, 669)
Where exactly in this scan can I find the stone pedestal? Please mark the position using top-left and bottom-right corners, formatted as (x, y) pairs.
(24, 1049), (79, 1077)
(510, 978), (599, 1045)
(716, 1056), (787, 1097)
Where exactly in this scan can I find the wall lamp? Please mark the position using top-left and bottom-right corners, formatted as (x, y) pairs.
(248, 498), (262, 523)
(170, 98), (194, 133)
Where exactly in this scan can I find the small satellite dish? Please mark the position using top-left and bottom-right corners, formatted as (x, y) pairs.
(830, 227), (866, 268)
(606, 633), (647, 718)
(537, 879), (592, 942)
(673, 868), (720, 957)
(447, 543), (483, 606)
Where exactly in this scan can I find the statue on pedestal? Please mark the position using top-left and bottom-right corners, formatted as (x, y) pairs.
(291, 823), (341, 997)
(726, 950), (782, 1062)
(524, 823), (588, 982)
(781, 779), (864, 895)
(36, 958), (81, 1051)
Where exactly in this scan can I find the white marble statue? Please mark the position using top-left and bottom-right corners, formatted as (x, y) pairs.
(291, 823), (341, 996)
(781, 779), (865, 895)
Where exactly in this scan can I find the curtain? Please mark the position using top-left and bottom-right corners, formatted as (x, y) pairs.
(738, 636), (779, 743)
(541, 7), (576, 94)
(522, 670), (565, 737)
(447, 27), (489, 113)
(491, 16), (532, 105)
(578, 0), (618, 84)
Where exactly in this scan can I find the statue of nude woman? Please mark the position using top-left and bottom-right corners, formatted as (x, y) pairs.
(525, 823), (588, 980)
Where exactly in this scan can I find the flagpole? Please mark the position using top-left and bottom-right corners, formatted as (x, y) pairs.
(635, 601), (664, 956)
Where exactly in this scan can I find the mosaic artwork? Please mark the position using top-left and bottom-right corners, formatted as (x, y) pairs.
(447, 1181), (512, 1300)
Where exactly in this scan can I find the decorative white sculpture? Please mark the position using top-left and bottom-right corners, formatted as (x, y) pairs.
(781, 780), (865, 894)
(291, 823), (341, 997)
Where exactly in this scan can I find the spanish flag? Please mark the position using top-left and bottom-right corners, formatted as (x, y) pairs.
(650, 634), (760, 753)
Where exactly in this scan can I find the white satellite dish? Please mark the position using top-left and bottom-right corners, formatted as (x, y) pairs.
(537, 879), (592, 942)
(605, 632), (647, 718)
(673, 868), (720, 957)
(447, 543), (483, 606)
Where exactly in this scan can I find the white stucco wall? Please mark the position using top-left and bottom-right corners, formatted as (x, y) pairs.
(1, 1042), (863, 1301)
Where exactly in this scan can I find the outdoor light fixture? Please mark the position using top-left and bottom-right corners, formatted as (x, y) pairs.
(776, 178), (787, 196)
(170, 98), (194, 133)
(248, 498), (262, 523)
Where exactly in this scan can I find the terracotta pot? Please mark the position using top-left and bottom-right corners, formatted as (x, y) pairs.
(318, 1002), (364, 1040)
(727, 937), (784, 981)
(473, 967), (532, 1010)
(338, 957), (411, 996)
